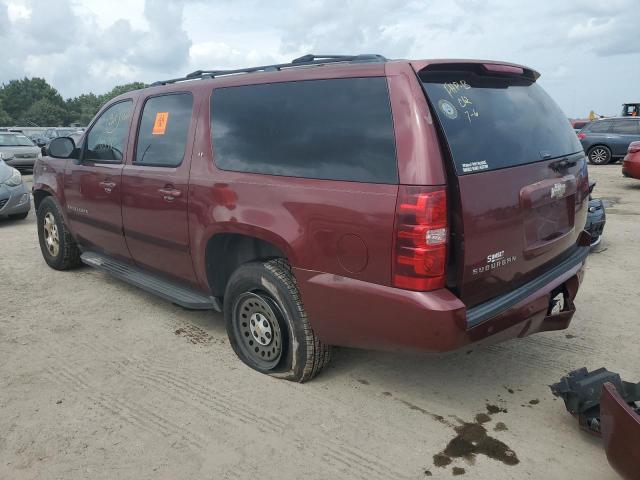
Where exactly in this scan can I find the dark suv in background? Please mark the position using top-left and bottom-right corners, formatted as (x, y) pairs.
(578, 117), (640, 165)
(34, 54), (591, 382)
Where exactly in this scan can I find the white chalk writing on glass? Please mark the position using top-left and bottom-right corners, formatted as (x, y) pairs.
(443, 81), (479, 124)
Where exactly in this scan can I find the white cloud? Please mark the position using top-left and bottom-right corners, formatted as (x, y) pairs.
(0, 0), (638, 118)
(6, 1), (30, 21)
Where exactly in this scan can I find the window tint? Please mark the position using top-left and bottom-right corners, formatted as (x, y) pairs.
(135, 93), (193, 167)
(612, 120), (640, 134)
(211, 78), (397, 183)
(585, 121), (612, 133)
(421, 69), (583, 175)
(85, 101), (133, 162)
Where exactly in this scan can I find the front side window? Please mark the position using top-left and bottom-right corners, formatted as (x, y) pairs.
(210, 77), (397, 183)
(135, 93), (193, 167)
(85, 100), (133, 162)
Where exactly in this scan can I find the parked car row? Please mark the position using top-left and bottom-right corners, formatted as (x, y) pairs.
(29, 128), (85, 147)
(0, 129), (85, 171)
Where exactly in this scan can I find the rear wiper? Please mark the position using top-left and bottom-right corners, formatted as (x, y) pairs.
(549, 157), (577, 172)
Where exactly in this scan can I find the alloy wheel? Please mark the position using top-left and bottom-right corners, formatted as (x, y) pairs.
(590, 148), (609, 164)
(42, 212), (60, 257)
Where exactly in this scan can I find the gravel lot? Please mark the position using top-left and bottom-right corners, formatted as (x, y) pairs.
(1, 165), (638, 480)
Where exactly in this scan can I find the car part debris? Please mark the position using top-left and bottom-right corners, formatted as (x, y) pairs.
(601, 383), (640, 480)
(585, 181), (606, 249)
(550, 368), (640, 434)
(551, 368), (640, 480)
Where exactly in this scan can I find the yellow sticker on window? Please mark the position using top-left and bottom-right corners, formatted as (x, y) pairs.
(152, 112), (169, 135)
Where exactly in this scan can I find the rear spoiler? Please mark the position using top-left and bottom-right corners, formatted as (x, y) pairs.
(410, 60), (540, 81)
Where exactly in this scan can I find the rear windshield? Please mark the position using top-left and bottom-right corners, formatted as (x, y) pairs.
(420, 68), (582, 175)
(0, 134), (35, 146)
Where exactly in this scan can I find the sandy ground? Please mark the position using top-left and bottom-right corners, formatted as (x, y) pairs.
(1, 164), (638, 480)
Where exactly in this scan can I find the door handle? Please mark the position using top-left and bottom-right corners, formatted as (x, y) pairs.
(158, 187), (182, 201)
(99, 180), (116, 193)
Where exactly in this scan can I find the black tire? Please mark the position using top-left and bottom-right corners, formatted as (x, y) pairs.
(588, 146), (612, 165)
(8, 211), (29, 220)
(37, 196), (82, 270)
(224, 258), (331, 382)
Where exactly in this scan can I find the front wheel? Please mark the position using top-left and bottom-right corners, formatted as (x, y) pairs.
(224, 259), (331, 382)
(37, 196), (82, 270)
(588, 146), (612, 165)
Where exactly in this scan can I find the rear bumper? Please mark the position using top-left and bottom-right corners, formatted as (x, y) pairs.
(5, 157), (36, 169)
(622, 157), (640, 179)
(601, 383), (640, 480)
(585, 198), (606, 243)
(295, 246), (588, 352)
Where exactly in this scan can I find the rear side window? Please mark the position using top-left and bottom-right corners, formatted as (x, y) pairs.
(85, 100), (132, 162)
(210, 78), (397, 183)
(135, 93), (193, 167)
(612, 120), (640, 134)
(584, 121), (612, 133)
(420, 68), (583, 175)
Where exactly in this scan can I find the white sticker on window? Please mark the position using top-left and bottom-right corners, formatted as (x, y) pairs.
(461, 160), (489, 173)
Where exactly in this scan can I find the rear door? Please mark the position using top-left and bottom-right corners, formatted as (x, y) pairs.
(121, 92), (198, 286)
(419, 63), (589, 307)
(610, 119), (640, 156)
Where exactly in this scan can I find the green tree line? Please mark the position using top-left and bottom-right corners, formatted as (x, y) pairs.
(0, 78), (145, 127)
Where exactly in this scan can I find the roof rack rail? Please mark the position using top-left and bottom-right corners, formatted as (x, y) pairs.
(150, 53), (387, 87)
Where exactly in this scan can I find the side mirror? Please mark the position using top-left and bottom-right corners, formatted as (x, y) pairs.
(48, 137), (76, 158)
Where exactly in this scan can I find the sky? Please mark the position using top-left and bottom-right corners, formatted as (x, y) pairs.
(0, 0), (638, 118)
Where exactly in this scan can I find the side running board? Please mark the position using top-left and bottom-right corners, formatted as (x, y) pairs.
(81, 251), (221, 311)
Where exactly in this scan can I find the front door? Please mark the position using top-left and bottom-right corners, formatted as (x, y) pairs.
(121, 92), (198, 286)
(64, 100), (135, 260)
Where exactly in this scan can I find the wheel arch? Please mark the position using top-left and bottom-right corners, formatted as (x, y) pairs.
(204, 229), (294, 298)
(587, 144), (612, 154)
(33, 187), (54, 211)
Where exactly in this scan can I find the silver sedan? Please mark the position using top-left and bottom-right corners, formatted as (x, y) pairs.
(0, 158), (31, 220)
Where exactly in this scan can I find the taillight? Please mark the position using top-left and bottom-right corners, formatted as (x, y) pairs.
(393, 186), (448, 291)
(629, 142), (640, 153)
(577, 133), (586, 140)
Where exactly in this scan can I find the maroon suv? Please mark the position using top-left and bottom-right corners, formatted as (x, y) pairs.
(34, 54), (591, 382)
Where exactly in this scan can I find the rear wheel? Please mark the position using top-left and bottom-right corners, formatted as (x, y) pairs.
(588, 146), (611, 165)
(37, 197), (81, 270)
(224, 259), (331, 382)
